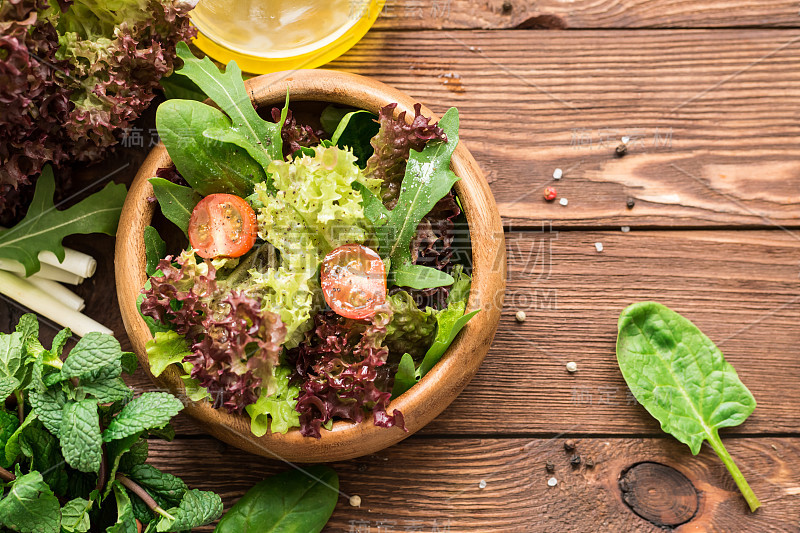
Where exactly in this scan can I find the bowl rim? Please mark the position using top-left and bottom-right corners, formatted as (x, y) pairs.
(115, 69), (506, 462)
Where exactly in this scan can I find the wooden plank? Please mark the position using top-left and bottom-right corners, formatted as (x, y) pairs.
(144, 435), (800, 532)
(329, 29), (800, 227)
(113, 229), (800, 436)
(375, 0), (800, 30)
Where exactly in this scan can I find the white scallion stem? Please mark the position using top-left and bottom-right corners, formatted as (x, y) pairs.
(0, 258), (84, 285)
(24, 276), (85, 312)
(38, 249), (97, 279)
(0, 270), (111, 336)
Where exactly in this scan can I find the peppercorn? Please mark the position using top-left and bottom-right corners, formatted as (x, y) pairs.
(546, 462), (555, 473)
(564, 439), (576, 451)
(570, 454), (581, 467)
(543, 186), (557, 201)
(615, 143), (627, 157)
(584, 457), (595, 468)
(502, 1), (513, 13)
(626, 198), (635, 209)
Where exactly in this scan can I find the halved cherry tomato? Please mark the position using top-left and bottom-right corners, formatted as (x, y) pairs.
(188, 193), (258, 259)
(321, 244), (386, 319)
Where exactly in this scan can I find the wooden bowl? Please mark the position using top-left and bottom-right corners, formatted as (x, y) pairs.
(115, 70), (506, 462)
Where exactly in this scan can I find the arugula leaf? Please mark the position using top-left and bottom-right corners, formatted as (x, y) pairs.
(174, 42), (283, 161)
(144, 226), (167, 277)
(215, 466), (338, 533)
(145, 331), (191, 378)
(156, 489), (222, 532)
(60, 332), (122, 381)
(29, 387), (67, 436)
(0, 469), (60, 533)
(0, 165), (126, 276)
(102, 392), (184, 442)
(616, 301), (760, 512)
(60, 497), (92, 533)
(356, 107), (461, 289)
(391, 266), (478, 398)
(126, 464), (187, 506)
(60, 399), (102, 473)
(156, 100), (267, 197)
(149, 178), (201, 237)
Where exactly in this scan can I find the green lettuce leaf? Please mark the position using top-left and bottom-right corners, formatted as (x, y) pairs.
(0, 166), (126, 276)
(145, 331), (191, 378)
(356, 108), (461, 289)
(245, 366), (300, 436)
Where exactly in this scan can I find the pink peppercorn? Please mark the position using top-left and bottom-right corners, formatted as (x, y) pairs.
(543, 186), (557, 201)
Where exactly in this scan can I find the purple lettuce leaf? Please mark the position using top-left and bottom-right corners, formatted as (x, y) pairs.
(270, 107), (326, 159)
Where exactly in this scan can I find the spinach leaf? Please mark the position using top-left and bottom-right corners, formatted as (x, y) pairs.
(215, 466), (338, 533)
(149, 178), (201, 237)
(0, 165), (126, 276)
(616, 301), (760, 511)
(173, 42), (283, 161)
(356, 107), (460, 289)
(156, 99), (267, 197)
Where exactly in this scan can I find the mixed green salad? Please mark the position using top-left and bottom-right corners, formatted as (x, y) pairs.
(139, 43), (476, 438)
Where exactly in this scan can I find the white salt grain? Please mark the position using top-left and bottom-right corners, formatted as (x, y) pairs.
(479, 480), (487, 489)
(621, 226), (630, 233)
(547, 477), (558, 487)
(594, 242), (603, 252)
(559, 198), (568, 206)
(621, 136), (630, 144)
(553, 168), (563, 180)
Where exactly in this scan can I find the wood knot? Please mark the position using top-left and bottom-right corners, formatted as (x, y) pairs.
(619, 462), (699, 527)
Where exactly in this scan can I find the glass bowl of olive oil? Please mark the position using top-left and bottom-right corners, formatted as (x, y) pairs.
(190, 0), (384, 74)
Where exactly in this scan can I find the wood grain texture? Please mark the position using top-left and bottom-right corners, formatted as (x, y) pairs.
(328, 29), (800, 227)
(375, 0), (800, 30)
(118, 229), (800, 436)
(144, 436), (800, 532)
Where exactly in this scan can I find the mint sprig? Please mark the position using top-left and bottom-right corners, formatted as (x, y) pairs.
(0, 314), (222, 531)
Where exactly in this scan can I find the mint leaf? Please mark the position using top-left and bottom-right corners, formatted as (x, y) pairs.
(29, 388), (66, 436)
(174, 42), (283, 161)
(104, 434), (142, 498)
(79, 376), (131, 403)
(59, 399), (102, 473)
(60, 497), (92, 533)
(61, 332), (122, 381)
(15, 313), (39, 346)
(4, 411), (35, 465)
(0, 376), (19, 400)
(0, 470), (60, 533)
(103, 392), (184, 442)
(0, 165), (126, 276)
(356, 108), (460, 289)
(118, 438), (149, 472)
(145, 331), (190, 378)
(108, 482), (138, 533)
(616, 301), (760, 512)
(121, 352), (138, 375)
(18, 424), (68, 495)
(126, 464), (187, 506)
(0, 408), (20, 469)
(144, 226), (167, 277)
(148, 178), (201, 238)
(156, 100), (266, 197)
(0, 331), (24, 383)
(156, 489), (222, 532)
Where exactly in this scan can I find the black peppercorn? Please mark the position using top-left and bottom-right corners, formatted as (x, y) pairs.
(626, 198), (635, 209)
(502, 1), (513, 13)
(546, 462), (555, 473)
(564, 439), (576, 451)
(570, 454), (581, 467)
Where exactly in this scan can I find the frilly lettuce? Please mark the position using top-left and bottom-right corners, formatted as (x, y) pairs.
(245, 366), (300, 436)
(250, 145), (381, 348)
(385, 291), (437, 359)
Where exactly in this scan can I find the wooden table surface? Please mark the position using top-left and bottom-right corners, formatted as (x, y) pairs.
(4, 1), (800, 531)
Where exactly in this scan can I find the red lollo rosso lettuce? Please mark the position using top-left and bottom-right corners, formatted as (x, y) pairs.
(364, 103), (447, 209)
(141, 253), (286, 413)
(0, 0), (196, 220)
(287, 306), (405, 438)
(270, 107), (326, 159)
